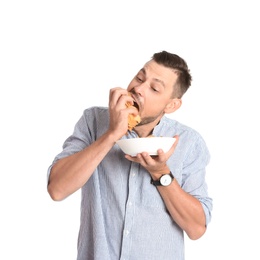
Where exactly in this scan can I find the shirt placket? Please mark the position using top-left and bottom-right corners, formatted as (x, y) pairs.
(120, 162), (139, 260)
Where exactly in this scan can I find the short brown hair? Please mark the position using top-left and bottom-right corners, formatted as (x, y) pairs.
(152, 51), (192, 98)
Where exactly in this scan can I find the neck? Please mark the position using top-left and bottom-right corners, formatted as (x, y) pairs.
(134, 117), (162, 137)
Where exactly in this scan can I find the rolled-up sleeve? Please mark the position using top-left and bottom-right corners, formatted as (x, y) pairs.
(181, 134), (213, 225)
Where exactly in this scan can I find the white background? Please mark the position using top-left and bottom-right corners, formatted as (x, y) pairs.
(1, 1), (259, 259)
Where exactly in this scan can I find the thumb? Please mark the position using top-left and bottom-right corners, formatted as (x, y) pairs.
(171, 135), (179, 150)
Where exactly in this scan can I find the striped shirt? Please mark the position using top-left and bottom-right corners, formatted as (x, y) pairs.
(48, 106), (213, 260)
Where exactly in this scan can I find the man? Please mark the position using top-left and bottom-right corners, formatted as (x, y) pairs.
(47, 51), (213, 260)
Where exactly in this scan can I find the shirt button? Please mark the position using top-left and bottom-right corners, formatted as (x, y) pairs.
(132, 173), (136, 177)
(128, 201), (132, 206)
(124, 230), (130, 236)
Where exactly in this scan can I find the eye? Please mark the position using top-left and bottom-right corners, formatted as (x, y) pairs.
(136, 76), (143, 82)
(151, 86), (159, 92)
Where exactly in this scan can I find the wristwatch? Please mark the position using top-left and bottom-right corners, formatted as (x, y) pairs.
(151, 172), (174, 186)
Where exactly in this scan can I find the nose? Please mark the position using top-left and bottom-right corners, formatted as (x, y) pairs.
(132, 82), (146, 96)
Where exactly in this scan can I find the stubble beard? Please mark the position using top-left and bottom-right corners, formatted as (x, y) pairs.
(137, 111), (164, 127)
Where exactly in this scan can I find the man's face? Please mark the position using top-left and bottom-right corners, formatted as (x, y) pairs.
(127, 60), (179, 126)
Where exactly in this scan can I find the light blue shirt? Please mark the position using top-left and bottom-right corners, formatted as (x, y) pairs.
(48, 106), (213, 260)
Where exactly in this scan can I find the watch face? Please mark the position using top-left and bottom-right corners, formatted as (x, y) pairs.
(160, 174), (172, 186)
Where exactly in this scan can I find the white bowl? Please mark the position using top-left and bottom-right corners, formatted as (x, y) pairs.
(116, 137), (176, 156)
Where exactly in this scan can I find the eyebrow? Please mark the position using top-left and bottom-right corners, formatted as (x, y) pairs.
(140, 68), (165, 87)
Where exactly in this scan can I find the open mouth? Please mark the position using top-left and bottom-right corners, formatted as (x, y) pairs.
(133, 100), (139, 111)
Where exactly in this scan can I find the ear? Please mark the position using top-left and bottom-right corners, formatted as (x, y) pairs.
(164, 98), (182, 114)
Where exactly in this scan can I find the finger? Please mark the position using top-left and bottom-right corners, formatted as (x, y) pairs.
(156, 149), (167, 162)
(172, 135), (179, 149)
(166, 135), (179, 154)
(109, 87), (128, 108)
(139, 152), (156, 165)
(125, 154), (143, 164)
